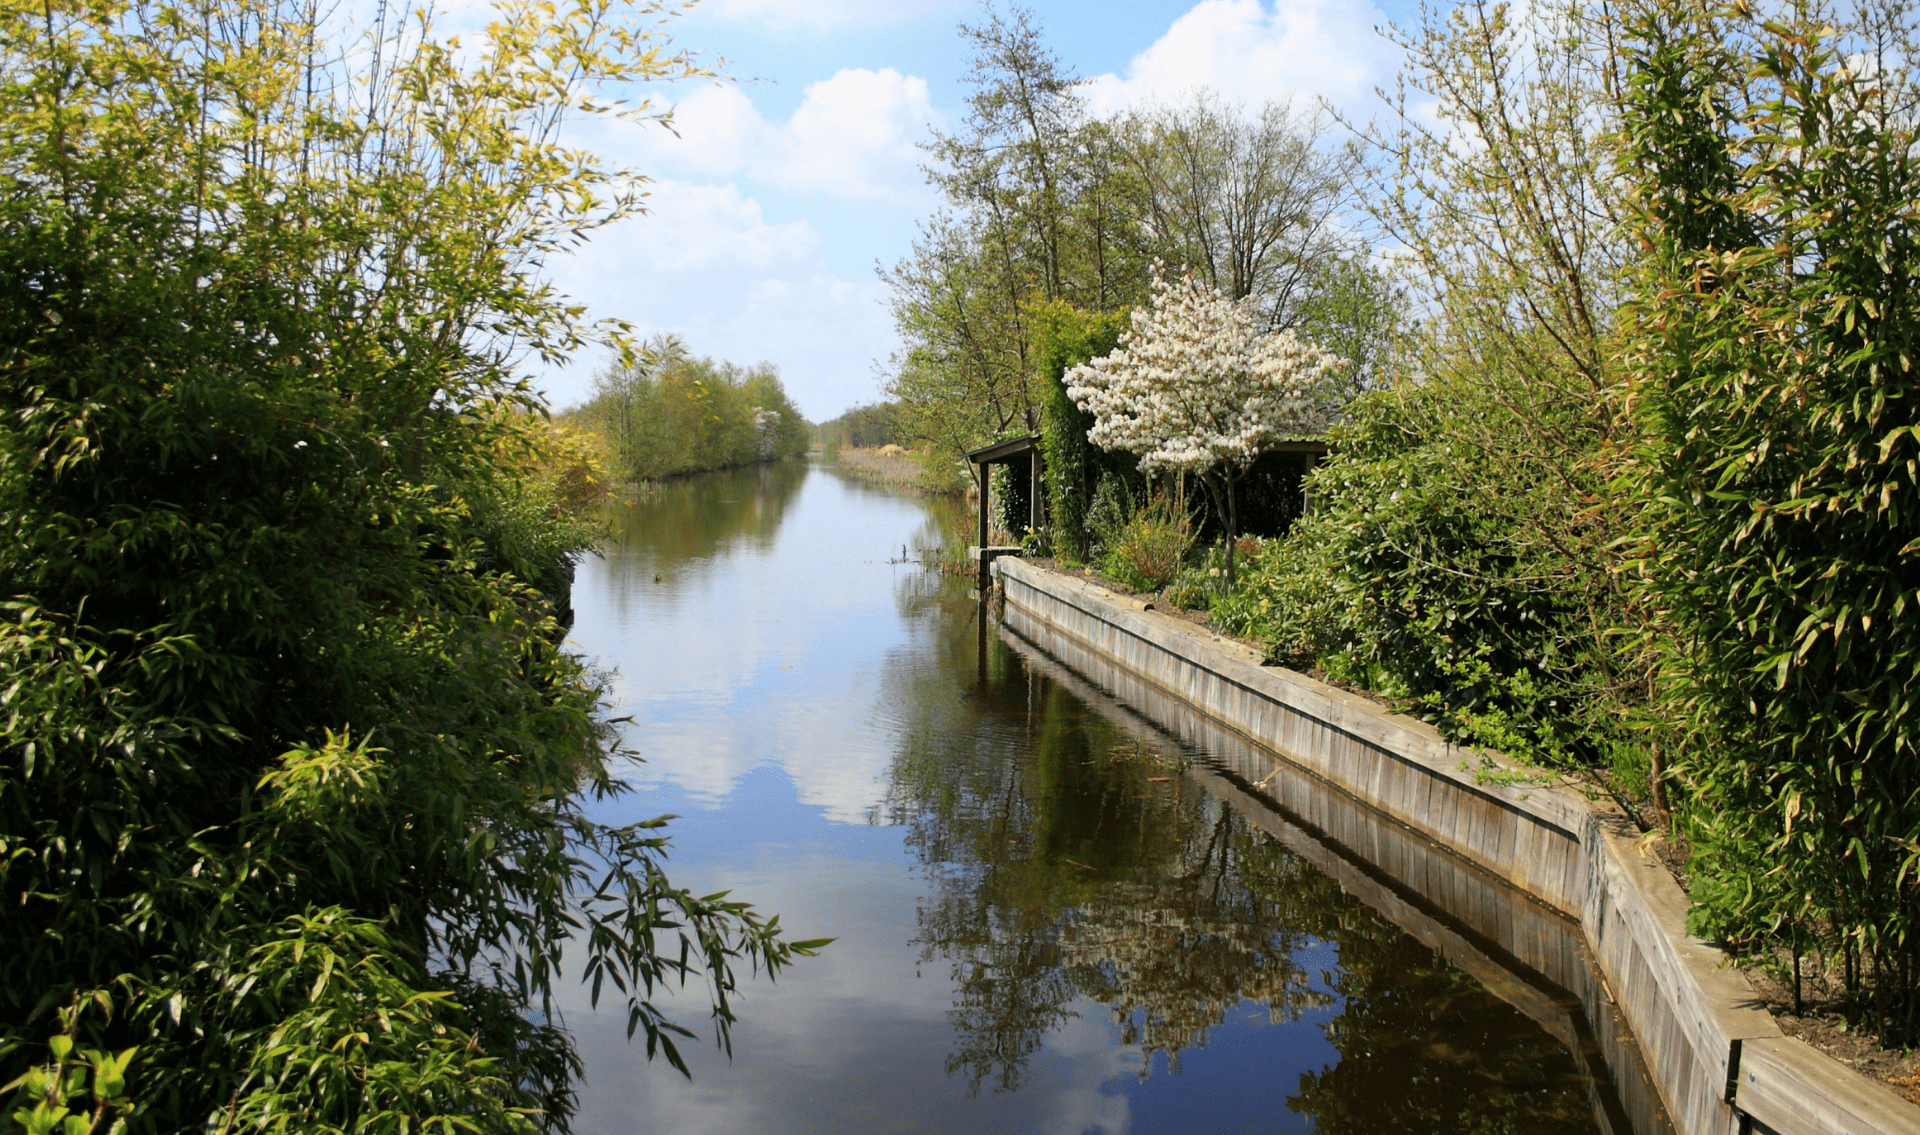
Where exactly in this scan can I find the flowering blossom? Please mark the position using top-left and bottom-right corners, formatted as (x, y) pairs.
(1065, 268), (1346, 475)
(753, 408), (782, 460)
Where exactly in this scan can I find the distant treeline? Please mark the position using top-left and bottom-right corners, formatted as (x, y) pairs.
(569, 336), (810, 481)
(812, 400), (902, 449)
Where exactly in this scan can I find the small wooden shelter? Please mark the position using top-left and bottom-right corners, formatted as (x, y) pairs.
(1263, 439), (1329, 517)
(964, 434), (1331, 581)
(965, 434), (1042, 581)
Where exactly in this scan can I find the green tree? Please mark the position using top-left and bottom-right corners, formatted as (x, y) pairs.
(887, 3), (1107, 477)
(1115, 93), (1363, 332)
(814, 401), (903, 449)
(927, 5), (1084, 304)
(885, 214), (1049, 475)
(0, 0), (820, 1130)
(578, 336), (809, 481)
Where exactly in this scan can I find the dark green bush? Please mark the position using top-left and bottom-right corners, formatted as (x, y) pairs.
(1033, 303), (1133, 564)
(1211, 387), (1616, 769)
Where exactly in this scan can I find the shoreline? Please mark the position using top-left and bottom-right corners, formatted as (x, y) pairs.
(993, 555), (1920, 1135)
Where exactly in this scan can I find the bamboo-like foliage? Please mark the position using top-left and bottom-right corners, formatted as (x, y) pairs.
(0, 0), (822, 1130)
(1618, 0), (1920, 1040)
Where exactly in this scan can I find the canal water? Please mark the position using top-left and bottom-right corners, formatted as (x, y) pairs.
(560, 457), (1661, 1135)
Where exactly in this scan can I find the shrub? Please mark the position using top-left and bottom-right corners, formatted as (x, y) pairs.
(0, 0), (821, 1128)
(1210, 521), (1342, 660)
(1164, 569), (1216, 612)
(1100, 496), (1194, 592)
(1033, 302), (1132, 564)
(1205, 387), (1617, 770)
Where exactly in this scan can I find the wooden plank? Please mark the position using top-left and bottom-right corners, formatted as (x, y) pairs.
(999, 558), (1596, 838)
(1737, 1037), (1920, 1135)
(1002, 607), (1669, 1135)
(996, 559), (1917, 1135)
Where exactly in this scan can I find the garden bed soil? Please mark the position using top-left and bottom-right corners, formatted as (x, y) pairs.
(1740, 962), (1920, 1104)
(1014, 554), (1920, 1105)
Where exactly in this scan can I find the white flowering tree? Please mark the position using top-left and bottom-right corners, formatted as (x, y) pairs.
(1065, 267), (1346, 585)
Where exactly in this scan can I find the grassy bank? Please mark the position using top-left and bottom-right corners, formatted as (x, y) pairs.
(833, 445), (967, 495)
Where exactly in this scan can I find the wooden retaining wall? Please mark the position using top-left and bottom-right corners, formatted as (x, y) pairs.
(1006, 625), (1670, 1135)
(995, 556), (1920, 1135)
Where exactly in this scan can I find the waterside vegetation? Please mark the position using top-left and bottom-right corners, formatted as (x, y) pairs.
(832, 444), (966, 496)
(900, 0), (1920, 1062)
(566, 336), (810, 484)
(0, 0), (822, 1130)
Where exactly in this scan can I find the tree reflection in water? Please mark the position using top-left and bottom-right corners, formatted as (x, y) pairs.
(1288, 888), (1600, 1134)
(884, 620), (1599, 1132)
(601, 458), (808, 574)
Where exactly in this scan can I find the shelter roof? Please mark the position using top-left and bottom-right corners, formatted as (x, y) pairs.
(965, 435), (1042, 465)
(965, 434), (1328, 465)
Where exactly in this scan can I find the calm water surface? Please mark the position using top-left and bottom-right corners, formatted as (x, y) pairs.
(562, 459), (1624, 1135)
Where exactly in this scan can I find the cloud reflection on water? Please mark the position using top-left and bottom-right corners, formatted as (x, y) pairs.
(569, 460), (933, 819)
(561, 460), (1605, 1135)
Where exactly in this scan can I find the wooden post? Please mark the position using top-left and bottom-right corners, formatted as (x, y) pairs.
(1028, 451), (1041, 535)
(977, 460), (989, 547)
(977, 459), (990, 578)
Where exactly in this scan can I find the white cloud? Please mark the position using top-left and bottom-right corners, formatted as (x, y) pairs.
(617, 69), (940, 206)
(538, 176), (895, 420)
(702, 0), (956, 31)
(628, 180), (821, 270)
(1084, 0), (1397, 118)
(770, 69), (937, 199)
(633, 84), (770, 179)
(535, 71), (927, 420)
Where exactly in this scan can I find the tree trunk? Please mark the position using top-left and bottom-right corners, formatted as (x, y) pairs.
(1202, 471), (1240, 587)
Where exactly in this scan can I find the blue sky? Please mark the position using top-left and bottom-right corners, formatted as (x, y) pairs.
(539, 0), (1420, 421)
